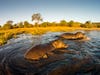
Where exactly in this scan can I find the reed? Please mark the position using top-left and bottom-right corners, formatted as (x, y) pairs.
(0, 27), (100, 45)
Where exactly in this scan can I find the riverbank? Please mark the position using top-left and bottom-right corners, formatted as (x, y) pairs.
(0, 31), (100, 75)
(0, 27), (100, 45)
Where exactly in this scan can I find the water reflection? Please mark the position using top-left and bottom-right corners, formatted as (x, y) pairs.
(85, 30), (100, 39)
(0, 30), (100, 75)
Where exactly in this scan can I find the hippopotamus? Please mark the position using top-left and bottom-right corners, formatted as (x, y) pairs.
(0, 32), (99, 75)
(0, 39), (69, 75)
(59, 32), (90, 40)
(24, 39), (68, 60)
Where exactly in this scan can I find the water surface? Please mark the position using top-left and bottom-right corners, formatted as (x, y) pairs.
(0, 30), (100, 75)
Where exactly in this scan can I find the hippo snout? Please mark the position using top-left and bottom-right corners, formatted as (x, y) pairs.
(65, 44), (68, 48)
(86, 37), (91, 40)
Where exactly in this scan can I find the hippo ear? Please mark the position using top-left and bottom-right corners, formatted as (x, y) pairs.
(43, 54), (48, 59)
(24, 47), (34, 59)
(83, 33), (85, 35)
(52, 41), (57, 48)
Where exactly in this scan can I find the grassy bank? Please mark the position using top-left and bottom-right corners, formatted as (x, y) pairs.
(0, 27), (100, 45)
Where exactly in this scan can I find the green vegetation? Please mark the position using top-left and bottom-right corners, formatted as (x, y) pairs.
(1, 20), (99, 29)
(0, 13), (100, 45)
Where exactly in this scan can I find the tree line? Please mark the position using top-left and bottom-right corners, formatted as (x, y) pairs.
(0, 13), (100, 29)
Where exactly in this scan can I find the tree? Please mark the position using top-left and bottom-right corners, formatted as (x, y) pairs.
(13, 24), (18, 28)
(6, 20), (13, 25)
(80, 23), (85, 28)
(24, 21), (29, 28)
(3, 24), (13, 29)
(17, 22), (24, 28)
(72, 22), (81, 27)
(50, 22), (58, 26)
(68, 20), (74, 27)
(32, 13), (43, 24)
(92, 22), (100, 28)
(3, 20), (13, 29)
(60, 20), (68, 26)
(41, 22), (50, 27)
(0, 25), (1, 29)
(84, 21), (93, 28)
(24, 21), (32, 28)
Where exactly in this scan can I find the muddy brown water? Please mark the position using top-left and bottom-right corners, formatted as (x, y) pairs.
(0, 31), (100, 75)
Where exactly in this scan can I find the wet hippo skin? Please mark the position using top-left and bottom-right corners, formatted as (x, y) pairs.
(0, 32), (100, 75)
(24, 40), (68, 60)
(59, 32), (90, 40)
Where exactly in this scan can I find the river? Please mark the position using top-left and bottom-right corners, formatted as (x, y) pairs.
(0, 30), (100, 75)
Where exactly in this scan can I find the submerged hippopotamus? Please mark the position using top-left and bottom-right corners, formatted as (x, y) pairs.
(0, 32), (99, 75)
(59, 32), (90, 40)
(24, 39), (68, 60)
(0, 39), (69, 75)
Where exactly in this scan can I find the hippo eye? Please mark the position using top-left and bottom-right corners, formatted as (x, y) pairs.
(54, 42), (57, 45)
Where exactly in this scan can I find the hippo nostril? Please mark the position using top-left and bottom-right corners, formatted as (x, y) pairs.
(86, 37), (91, 40)
(65, 45), (68, 48)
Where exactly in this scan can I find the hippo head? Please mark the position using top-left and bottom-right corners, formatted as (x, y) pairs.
(76, 32), (90, 40)
(52, 40), (68, 49)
